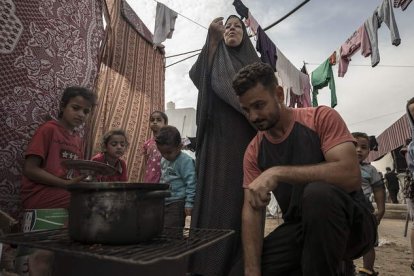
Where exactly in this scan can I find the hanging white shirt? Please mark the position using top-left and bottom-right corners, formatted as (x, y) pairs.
(153, 2), (178, 47)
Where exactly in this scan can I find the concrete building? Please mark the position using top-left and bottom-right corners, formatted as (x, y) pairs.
(165, 101), (196, 138)
(165, 102), (197, 159)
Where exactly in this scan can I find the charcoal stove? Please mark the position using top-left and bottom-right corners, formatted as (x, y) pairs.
(0, 227), (234, 275)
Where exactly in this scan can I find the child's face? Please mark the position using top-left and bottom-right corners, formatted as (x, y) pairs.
(355, 137), (370, 163)
(60, 96), (92, 130)
(150, 113), (166, 134)
(157, 144), (181, 162)
(105, 135), (127, 160)
(409, 103), (414, 119)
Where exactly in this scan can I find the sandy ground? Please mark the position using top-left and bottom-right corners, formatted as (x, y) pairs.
(264, 217), (413, 275)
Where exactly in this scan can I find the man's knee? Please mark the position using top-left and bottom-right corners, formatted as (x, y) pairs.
(302, 182), (349, 220)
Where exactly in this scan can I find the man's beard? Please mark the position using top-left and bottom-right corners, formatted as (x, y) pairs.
(254, 119), (276, 131)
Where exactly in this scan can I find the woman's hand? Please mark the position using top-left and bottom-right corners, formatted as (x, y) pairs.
(209, 17), (225, 45)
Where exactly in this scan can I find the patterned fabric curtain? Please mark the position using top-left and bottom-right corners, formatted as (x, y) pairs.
(89, 0), (165, 181)
(0, 0), (105, 219)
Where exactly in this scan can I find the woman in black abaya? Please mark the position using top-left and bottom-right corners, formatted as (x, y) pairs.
(189, 15), (260, 276)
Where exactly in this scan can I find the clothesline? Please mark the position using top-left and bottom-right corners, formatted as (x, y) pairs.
(165, 52), (200, 68)
(152, 0), (207, 30)
(262, 0), (310, 31)
(305, 62), (414, 68)
(166, 49), (201, 59)
(348, 109), (405, 127)
(165, 1), (309, 68)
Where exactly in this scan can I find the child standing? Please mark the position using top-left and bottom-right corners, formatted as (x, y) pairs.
(155, 126), (196, 228)
(92, 129), (129, 181)
(353, 132), (386, 276)
(21, 86), (96, 209)
(19, 86), (96, 276)
(142, 111), (168, 183)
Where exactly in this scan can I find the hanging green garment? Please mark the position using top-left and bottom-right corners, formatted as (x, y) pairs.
(311, 59), (337, 108)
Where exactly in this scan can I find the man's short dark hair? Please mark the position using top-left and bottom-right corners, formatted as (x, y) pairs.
(232, 62), (278, 96)
(155, 126), (181, 147)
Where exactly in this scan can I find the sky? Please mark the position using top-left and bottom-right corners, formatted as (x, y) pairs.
(128, 0), (414, 137)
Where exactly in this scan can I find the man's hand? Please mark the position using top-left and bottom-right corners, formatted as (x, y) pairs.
(247, 168), (278, 209)
(209, 17), (225, 45)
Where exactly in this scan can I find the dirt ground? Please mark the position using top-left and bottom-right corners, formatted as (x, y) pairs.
(265, 217), (413, 275)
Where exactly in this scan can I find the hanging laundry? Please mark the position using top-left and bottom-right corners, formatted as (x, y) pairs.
(289, 77), (311, 108)
(289, 65), (311, 108)
(299, 64), (312, 107)
(394, 0), (413, 10)
(153, 2), (178, 48)
(245, 11), (259, 36)
(364, 0), (401, 67)
(289, 89), (304, 108)
(256, 26), (277, 71)
(338, 25), (371, 77)
(233, 0), (249, 20)
(311, 59), (337, 108)
(275, 47), (307, 97)
(329, 51), (337, 65)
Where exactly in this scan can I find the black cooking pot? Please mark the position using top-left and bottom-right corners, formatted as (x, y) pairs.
(67, 182), (170, 245)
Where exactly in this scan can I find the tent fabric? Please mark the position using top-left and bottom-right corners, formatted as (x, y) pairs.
(121, 0), (153, 44)
(0, 0), (105, 219)
(367, 114), (412, 162)
(89, 0), (165, 181)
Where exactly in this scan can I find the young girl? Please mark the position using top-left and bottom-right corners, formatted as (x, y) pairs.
(91, 129), (129, 182)
(142, 111), (168, 183)
(21, 86), (96, 209)
(20, 86), (96, 276)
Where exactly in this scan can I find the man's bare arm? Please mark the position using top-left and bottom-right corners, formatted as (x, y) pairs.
(247, 142), (361, 208)
(242, 189), (265, 276)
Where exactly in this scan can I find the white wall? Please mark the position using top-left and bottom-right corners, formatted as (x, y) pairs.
(165, 107), (197, 138)
(371, 152), (394, 175)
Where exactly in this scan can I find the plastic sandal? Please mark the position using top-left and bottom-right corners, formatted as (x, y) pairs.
(357, 268), (379, 276)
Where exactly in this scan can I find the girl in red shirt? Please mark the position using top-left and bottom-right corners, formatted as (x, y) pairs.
(91, 129), (129, 182)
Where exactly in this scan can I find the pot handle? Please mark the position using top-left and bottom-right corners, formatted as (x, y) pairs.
(142, 190), (171, 198)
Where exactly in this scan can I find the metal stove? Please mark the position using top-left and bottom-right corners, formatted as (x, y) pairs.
(0, 227), (234, 275)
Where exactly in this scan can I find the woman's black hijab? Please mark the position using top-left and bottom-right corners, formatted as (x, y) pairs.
(211, 15), (260, 112)
(189, 15), (259, 150)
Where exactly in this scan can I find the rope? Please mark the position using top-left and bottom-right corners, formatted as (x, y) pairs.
(166, 48), (201, 59)
(165, 1), (310, 67)
(153, 0), (207, 30)
(165, 53), (200, 68)
(263, 0), (310, 31)
(305, 62), (414, 68)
